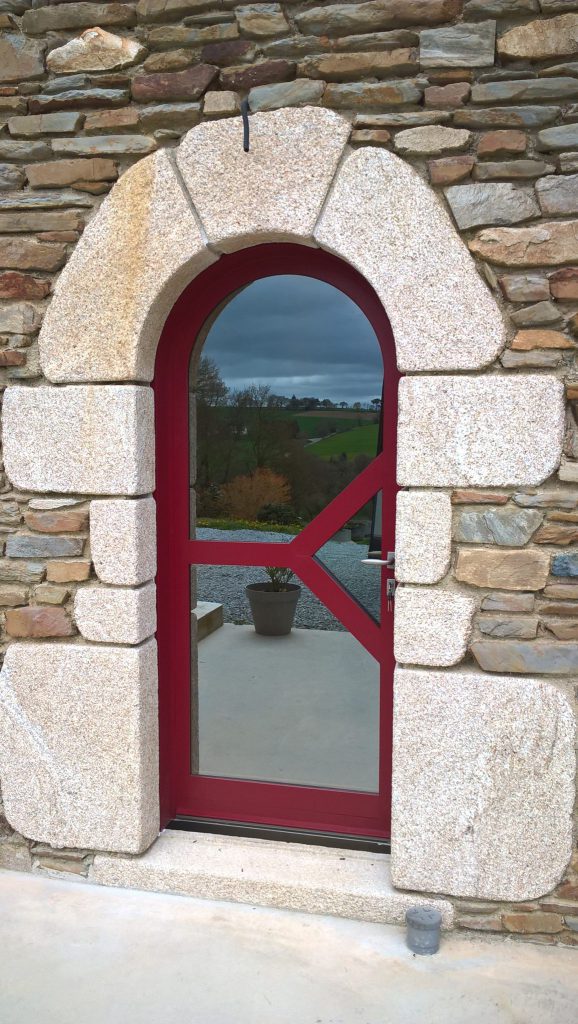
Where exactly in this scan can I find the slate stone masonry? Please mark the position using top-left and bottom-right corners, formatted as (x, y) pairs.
(0, 0), (577, 945)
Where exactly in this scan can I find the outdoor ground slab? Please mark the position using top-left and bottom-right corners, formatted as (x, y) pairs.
(1, 871), (577, 1024)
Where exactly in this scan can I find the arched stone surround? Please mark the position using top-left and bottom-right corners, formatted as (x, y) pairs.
(0, 107), (574, 901)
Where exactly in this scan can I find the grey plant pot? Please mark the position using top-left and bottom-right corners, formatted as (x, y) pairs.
(246, 582), (301, 636)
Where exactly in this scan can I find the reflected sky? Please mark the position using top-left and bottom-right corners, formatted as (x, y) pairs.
(203, 275), (383, 405)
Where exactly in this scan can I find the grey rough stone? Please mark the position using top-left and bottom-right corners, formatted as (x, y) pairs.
(454, 507), (542, 545)
(514, 490), (578, 508)
(499, 273), (549, 302)
(52, 135), (157, 158)
(0, 190), (93, 210)
(391, 666), (575, 900)
(249, 79), (325, 111)
(481, 591), (535, 612)
(0, 34), (45, 82)
(5, 535), (84, 559)
(8, 112), (84, 137)
(0, 141), (51, 161)
(420, 21), (496, 68)
(138, 103), (201, 131)
(323, 79), (422, 108)
(0, 164), (25, 191)
(472, 77), (578, 102)
(28, 90), (129, 116)
(538, 123), (578, 150)
(0, 640), (158, 853)
(355, 111), (451, 127)
(237, 4), (289, 38)
(23, 2), (136, 34)
(444, 182), (539, 230)
(0, 560), (44, 585)
(465, 0), (537, 14)
(510, 301), (560, 326)
(0, 303), (41, 335)
(295, 0), (461, 37)
(536, 173), (578, 215)
(560, 152), (578, 172)
(501, 350), (562, 371)
(43, 74), (89, 94)
(472, 639), (578, 674)
(478, 616), (538, 638)
(552, 552), (578, 576)
(454, 106), (559, 128)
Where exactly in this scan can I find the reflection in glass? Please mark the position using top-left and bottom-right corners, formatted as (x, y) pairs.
(189, 274), (384, 794)
(190, 275), (383, 539)
(191, 566), (380, 792)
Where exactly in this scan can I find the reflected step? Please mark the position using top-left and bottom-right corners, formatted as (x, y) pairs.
(91, 830), (454, 928)
(193, 601), (224, 640)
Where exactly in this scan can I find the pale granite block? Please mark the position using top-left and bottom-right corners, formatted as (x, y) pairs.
(74, 582), (156, 644)
(395, 491), (451, 584)
(90, 497), (156, 585)
(394, 587), (475, 666)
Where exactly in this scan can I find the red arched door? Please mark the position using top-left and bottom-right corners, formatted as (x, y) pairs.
(155, 244), (398, 840)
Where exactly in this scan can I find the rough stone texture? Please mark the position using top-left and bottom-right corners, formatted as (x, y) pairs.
(178, 106), (349, 252)
(498, 13), (578, 60)
(552, 552), (578, 577)
(511, 301), (559, 327)
(48, 28), (144, 75)
(420, 21), (497, 68)
(471, 219), (578, 266)
(445, 183), (539, 230)
(536, 174), (578, 216)
(453, 507), (543, 545)
(26, 158), (118, 189)
(551, 268), (578, 300)
(2, 386), (154, 496)
(39, 149), (215, 382)
(5, 534), (83, 559)
(295, 0), (461, 37)
(324, 80), (422, 109)
(512, 329), (575, 350)
(472, 77), (578, 103)
(455, 106), (558, 128)
(428, 155), (474, 185)
(22, 2), (136, 34)
(0, 34), (45, 82)
(131, 64), (218, 102)
(394, 126), (471, 156)
(237, 4), (288, 38)
(481, 592), (535, 612)
(8, 112), (82, 138)
(394, 587), (475, 666)
(472, 639), (578, 674)
(300, 49), (418, 81)
(316, 148), (506, 372)
(538, 124), (578, 150)
(4, 606), (73, 639)
(74, 582), (156, 645)
(395, 491), (451, 584)
(203, 90), (239, 118)
(90, 497), (157, 586)
(52, 136), (157, 158)
(478, 130), (527, 157)
(0, 641), (159, 853)
(397, 376), (564, 487)
(455, 548), (550, 590)
(249, 79), (324, 111)
(478, 616), (538, 639)
(391, 666), (575, 900)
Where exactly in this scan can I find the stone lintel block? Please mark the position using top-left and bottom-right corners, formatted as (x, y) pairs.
(394, 586), (474, 667)
(2, 385), (154, 496)
(74, 582), (156, 644)
(39, 149), (216, 383)
(397, 375), (564, 487)
(391, 666), (575, 900)
(395, 490), (451, 584)
(90, 497), (156, 585)
(315, 148), (506, 372)
(0, 640), (159, 853)
(177, 106), (351, 252)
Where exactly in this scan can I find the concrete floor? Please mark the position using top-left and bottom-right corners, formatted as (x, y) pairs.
(1, 872), (577, 1024)
(198, 623), (379, 790)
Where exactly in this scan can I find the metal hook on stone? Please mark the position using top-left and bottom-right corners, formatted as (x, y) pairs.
(241, 98), (250, 153)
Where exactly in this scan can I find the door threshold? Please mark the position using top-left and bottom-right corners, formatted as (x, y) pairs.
(168, 816), (391, 854)
(91, 829), (454, 928)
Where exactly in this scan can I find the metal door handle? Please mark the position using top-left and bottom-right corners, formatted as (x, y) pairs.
(361, 551), (395, 568)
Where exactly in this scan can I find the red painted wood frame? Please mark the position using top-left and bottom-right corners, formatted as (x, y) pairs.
(155, 243), (399, 838)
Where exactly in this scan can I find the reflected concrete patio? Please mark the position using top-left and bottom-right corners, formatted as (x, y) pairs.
(197, 623), (379, 791)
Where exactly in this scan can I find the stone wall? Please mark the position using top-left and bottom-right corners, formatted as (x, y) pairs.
(0, 0), (577, 945)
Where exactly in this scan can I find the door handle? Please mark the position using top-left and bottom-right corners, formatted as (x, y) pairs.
(361, 550), (395, 568)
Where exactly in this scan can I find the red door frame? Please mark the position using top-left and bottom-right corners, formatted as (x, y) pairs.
(154, 244), (399, 838)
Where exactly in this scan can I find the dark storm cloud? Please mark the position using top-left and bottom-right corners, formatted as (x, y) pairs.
(202, 275), (383, 405)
